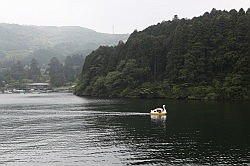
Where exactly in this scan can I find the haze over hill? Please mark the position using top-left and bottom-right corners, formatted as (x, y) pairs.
(0, 23), (129, 64)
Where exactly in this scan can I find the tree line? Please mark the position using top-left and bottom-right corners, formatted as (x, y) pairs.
(75, 8), (250, 100)
(0, 54), (84, 89)
(48, 54), (84, 87)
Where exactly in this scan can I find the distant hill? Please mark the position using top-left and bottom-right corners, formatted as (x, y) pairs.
(75, 8), (250, 100)
(0, 23), (129, 64)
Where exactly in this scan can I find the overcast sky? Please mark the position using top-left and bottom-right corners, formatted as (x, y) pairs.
(0, 0), (249, 34)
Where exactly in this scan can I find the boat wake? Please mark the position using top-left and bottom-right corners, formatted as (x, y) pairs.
(87, 111), (150, 116)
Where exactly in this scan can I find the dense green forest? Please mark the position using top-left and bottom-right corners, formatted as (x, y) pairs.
(75, 9), (250, 100)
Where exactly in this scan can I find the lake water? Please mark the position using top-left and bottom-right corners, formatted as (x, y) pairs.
(0, 93), (249, 165)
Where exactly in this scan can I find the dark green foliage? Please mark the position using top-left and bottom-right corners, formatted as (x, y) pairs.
(76, 9), (250, 100)
(10, 61), (27, 81)
(28, 58), (41, 82)
(48, 57), (65, 87)
(0, 59), (41, 89)
(48, 54), (84, 87)
(64, 54), (85, 83)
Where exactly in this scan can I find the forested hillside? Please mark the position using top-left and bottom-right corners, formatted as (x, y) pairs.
(0, 23), (129, 64)
(75, 9), (250, 100)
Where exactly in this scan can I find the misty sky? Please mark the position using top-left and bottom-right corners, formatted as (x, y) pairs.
(0, 0), (249, 34)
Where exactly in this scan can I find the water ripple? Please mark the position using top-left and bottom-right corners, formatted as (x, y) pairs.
(0, 93), (249, 165)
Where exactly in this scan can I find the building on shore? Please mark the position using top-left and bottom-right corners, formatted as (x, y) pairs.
(27, 83), (50, 91)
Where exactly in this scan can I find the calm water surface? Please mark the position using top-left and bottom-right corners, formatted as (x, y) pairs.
(0, 93), (249, 165)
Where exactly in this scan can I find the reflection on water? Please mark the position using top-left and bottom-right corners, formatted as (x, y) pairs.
(150, 115), (166, 122)
(0, 93), (249, 165)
